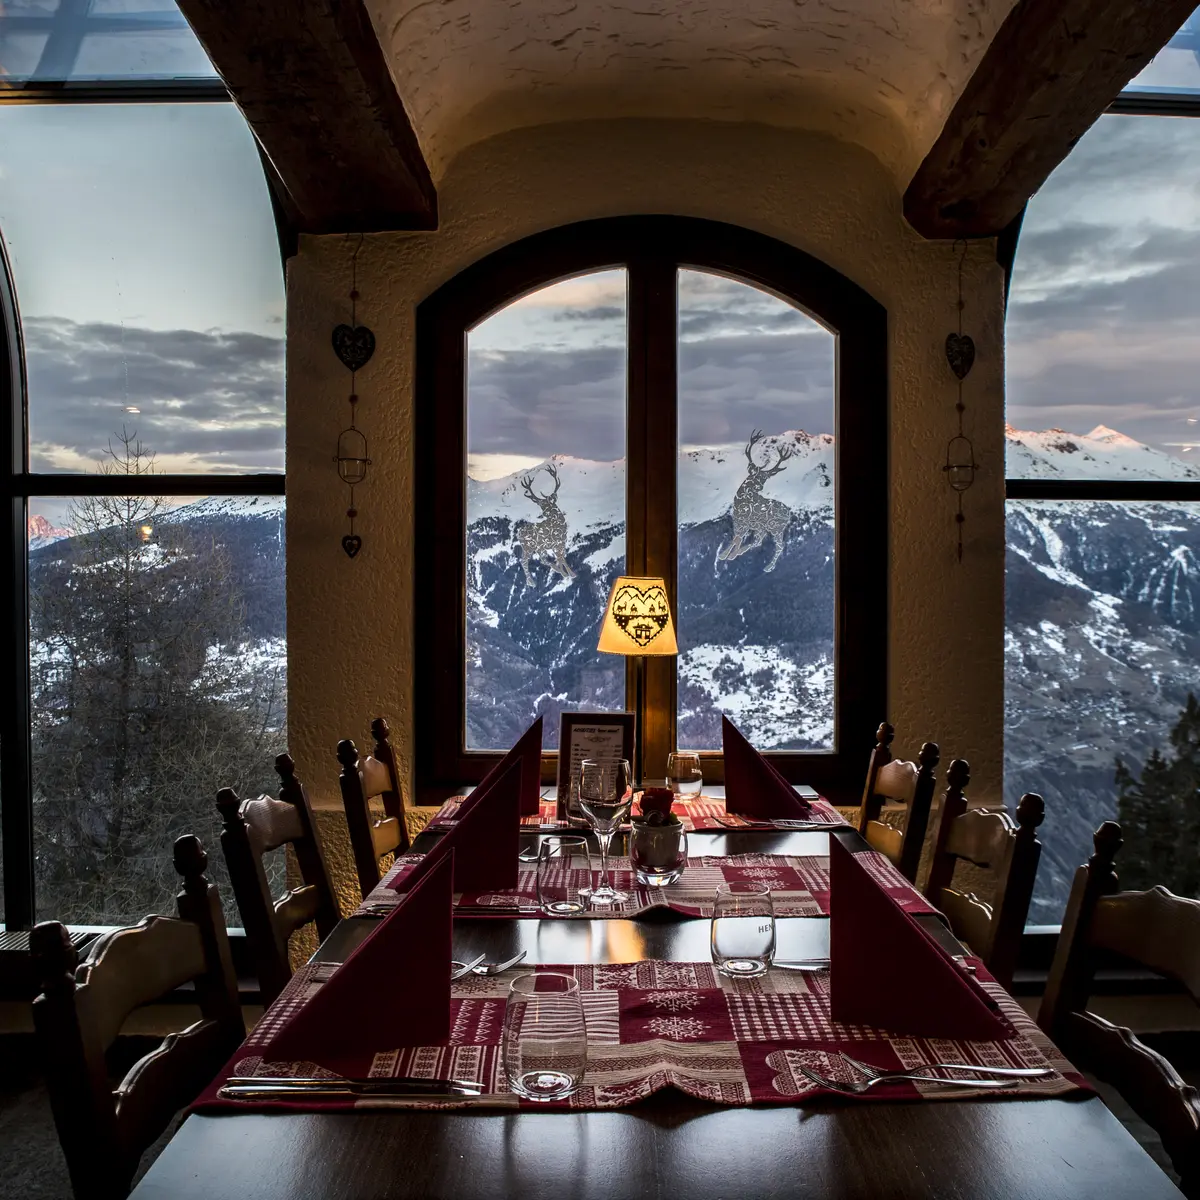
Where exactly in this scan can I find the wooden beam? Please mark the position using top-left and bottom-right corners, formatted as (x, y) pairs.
(175, 0), (436, 234)
(905, 0), (1197, 239)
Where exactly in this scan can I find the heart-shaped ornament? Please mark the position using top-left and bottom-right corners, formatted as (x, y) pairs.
(333, 324), (376, 372)
(611, 584), (670, 648)
(342, 535), (362, 559)
(945, 333), (975, 380)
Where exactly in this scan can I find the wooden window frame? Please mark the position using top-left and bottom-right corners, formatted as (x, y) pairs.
(415, 215), (887, 805)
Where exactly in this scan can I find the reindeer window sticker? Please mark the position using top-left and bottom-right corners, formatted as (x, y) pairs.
(717, 430), (796, 573)
(514, 463), (576, 588)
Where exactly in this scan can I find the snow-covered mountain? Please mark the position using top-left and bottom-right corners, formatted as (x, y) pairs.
(1006, 423), (1200, 480)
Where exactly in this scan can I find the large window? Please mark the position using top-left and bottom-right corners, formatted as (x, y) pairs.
(418, 218), (885, 801)
(1005, 9), (1200, 924)
(0, 4), (287, 930)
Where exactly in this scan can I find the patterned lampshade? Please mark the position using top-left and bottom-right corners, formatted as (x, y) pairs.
(597, 576), (678, 657)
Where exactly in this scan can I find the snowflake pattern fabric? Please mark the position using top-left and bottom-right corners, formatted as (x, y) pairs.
(196, 958), (1087, 1115)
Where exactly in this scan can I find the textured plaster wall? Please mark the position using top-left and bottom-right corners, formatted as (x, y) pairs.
(369, 0), (1018, 187)
(285, 118), (1008, 845)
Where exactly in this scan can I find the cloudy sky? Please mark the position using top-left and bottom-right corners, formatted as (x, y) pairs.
(1007, 111), (1200, 460)
(466, 267), (835, 479)
(0, 102), (285, 483)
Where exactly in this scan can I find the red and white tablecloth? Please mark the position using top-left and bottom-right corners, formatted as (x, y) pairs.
(426, 794), (848, 833)
(355, 848), (934, 920)
(197, 957), (1086, 1114)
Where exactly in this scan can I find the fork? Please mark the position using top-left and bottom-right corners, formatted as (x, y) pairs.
(471, 950), (527, 975)
(840, 1052), (1052, 1081)
(797, 1064), (1018, 1093)
(449, 953), (487, 980)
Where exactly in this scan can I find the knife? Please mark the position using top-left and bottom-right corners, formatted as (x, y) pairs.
(221, 1076), (484, 1098)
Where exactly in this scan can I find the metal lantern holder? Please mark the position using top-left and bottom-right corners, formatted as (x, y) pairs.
(332, 234), (376, 558)
(942, 241), (978, 563)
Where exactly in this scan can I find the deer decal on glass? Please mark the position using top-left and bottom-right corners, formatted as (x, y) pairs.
(717, 430), (796, 573)
(514, 462), (576, 588)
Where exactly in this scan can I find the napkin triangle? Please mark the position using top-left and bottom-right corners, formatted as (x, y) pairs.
(263, 850), (453, 1070)
(426, 757), (522, 891)
(492, 716), (542, 816)
(828, 835), (1011, 1039)
(722, 715), (811, 819)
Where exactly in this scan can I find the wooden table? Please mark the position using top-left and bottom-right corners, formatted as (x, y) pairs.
(131, 828), (1183, 1199)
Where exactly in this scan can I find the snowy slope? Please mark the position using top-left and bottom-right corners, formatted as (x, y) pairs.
(1006, 424), (1200, 481)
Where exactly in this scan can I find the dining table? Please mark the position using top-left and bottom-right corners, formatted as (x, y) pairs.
(130, 805), (1184, 1200)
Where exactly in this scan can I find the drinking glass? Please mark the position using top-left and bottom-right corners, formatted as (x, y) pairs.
(666, 752), (703, 800)
(630, 824), (688, 887)
(710, 882), (776, 977)
(502, 972), (587, 1102)
(536, 836), (592, 915)
(578, 757), (633, 906)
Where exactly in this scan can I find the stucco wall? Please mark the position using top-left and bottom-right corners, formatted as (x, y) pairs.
(285, 117), (1007, 828)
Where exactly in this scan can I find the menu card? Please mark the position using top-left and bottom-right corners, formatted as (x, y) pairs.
(555, 711), (635, 822)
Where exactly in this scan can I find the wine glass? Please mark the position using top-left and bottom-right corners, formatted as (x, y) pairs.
(577, 757), (633, 905)
(666, 751), (703, 800)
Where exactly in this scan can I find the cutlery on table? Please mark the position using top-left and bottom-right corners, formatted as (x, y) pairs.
(772, 959), (831, 971)
(797, 1065), (1018, 1094)
(449, 953), (487, 980)
(712, 817), (827, 831)
(469, 950), (527, 975)
(839, 1052), (1052, 1080)
(220, 1076), (483, 1100)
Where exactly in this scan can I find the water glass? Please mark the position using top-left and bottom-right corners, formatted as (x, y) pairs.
(578, 758), (633, 905)
(502, 972), (587, 1102)
(666, 752), (704, 800)
(630, 824), (688, 887)
(536, 836), (592, 915)
(711, 882), (776, 978)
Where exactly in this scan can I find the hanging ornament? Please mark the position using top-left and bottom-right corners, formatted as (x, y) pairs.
(333, 234), (374, 558)
(942, 241), (978, 563)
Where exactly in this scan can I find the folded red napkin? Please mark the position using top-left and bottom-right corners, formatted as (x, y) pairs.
(263, 850), (453, 1070)
(472, 716), (542, 816)
(828, 834), (1011, 1040)
(722, 715), (812, 819)
(427, 758), (521, 891)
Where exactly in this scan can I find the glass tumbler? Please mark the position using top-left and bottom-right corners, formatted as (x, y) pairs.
(536, 836), (592, 915)
(502, 972), (588, 1102)
(710, 882), (776, 978)
(666, 752), (704, 801)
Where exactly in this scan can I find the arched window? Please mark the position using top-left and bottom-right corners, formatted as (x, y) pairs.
(0, 5), (288, 930)
(416, 217), (886, 800)
(1004, 8), (1200, 925)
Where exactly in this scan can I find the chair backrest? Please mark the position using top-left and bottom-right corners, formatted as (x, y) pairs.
(924, 762), (1044, 988)
(217, 753), (340, 1006)
(858, 722), (939, 883)
(338, 716), (408, 899)
(1039, 822), (1200, 1193)
(31, 836), (242, 1200)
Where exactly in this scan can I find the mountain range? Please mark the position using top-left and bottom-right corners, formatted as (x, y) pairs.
(25, 428), (1198, 921)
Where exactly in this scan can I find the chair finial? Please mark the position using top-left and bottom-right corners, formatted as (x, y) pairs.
(918, 741), (940, 770)
(876, 722), (895, 749)
(173, 834), (209, 886)
(216, 787), (242, 826)
(1016, 792), (1045, 830)
(336, 738), (359, 769)
(947, 758), (970, 791)
(275, 752), (296, 784)
(371, 717), (390, 744)
(31, 921), (78, 994)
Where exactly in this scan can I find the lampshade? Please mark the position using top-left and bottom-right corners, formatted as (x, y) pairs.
(597, 576), (678, 657)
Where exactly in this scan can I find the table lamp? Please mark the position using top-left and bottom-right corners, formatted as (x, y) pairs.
(597, 575), (678, 785)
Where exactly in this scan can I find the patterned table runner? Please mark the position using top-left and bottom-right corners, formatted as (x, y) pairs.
(197, 957), (1085, 1114)
(427, 794), (848, 833)
(355, 848), (936, 920)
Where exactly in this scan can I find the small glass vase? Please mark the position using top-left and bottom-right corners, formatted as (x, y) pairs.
(629, 820), (687, 887)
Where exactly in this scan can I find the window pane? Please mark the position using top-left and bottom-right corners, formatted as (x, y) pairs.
(1007, 114), (1200, 480)
(30, 488), (287, 925)
(1124, 8), (1200, 94)
(1006, 500), (1200, 923)
(465, 271), (627, 751)
(676, 269), (836, 750)
(0, 1), (216, 84)
(0, 103), (284, 473)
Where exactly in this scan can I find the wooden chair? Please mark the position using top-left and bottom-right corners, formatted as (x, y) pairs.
(216, 753), (339, 1006)
(857, 722), (939, 883)
(923, 759), (1044, 988)
(338, 716), (408, 899)
(1039, 821), (1200, 1196)
(31, 836), (243, 1200)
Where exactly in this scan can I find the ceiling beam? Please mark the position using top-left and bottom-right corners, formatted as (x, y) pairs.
(905, 0), (1197, 240)
(176, 0), (436, 234)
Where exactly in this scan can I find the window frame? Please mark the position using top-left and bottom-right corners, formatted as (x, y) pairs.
(0, 38), (291, 931)
(415, 215), (888, 805)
